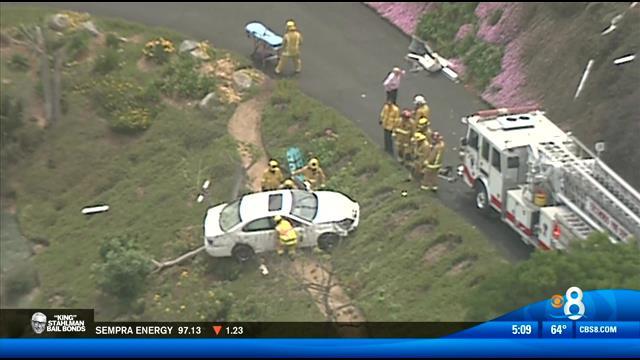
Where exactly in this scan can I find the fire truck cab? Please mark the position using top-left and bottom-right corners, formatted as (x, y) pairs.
(459, 107), (640, 250)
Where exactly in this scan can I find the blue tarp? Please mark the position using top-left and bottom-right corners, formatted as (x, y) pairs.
(245, 22), (283, 48)
(286, 147), (306, 182)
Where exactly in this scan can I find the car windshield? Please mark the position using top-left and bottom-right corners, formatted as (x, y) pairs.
(219, 200), (242, 232)
(291, 190), (318, 221)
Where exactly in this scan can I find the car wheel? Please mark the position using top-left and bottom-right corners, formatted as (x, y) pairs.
(318, 233), (340, 252)
(231, 244), (254, 263)
(475, 182), (489, 213)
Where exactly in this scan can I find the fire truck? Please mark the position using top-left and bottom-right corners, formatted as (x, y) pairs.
(458, 106), (640, 250)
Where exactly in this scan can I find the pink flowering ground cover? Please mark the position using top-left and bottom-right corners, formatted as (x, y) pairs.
(481, 37), (540, 107)
(475, 2), (525, 45)
(365, 2), (438, 35)
(455, 23), (475, 41)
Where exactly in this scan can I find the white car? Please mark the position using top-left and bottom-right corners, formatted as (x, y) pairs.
(203, 189), (360, 261)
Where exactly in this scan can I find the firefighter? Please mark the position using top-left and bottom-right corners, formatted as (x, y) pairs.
(413, 95), (431, 126)
(293, 158), (326, 190)
(411, 132), (430, 177)
(379, 100), (400, 156)
(415, 117), (431, 138)
(261, 159), (285, 191)
(275, 20), (303, 75)
(279, 178), (298, 190)
(393, 109), (415, 164)
(422, 132), (445, 191)
(274, 215), (298, 256)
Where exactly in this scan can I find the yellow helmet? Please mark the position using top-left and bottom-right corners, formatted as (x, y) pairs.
(286, 20), (296, 30)
(283, 179), (295, 188)
(269, 160), (279, 169)
(273, 215), (282, 222)
(309, 158), (319, 169)
(414, 132), (427, 142)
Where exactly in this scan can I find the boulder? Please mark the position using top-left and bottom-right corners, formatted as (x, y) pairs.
(179, 40), (199, 53)
(190, 48), (211, 60)
(82, 21), (100, 36)
(232, 70), (252, 90)
(48, 14), (71, 31)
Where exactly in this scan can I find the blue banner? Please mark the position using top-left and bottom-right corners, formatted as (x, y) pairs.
(1, 339), (639, 358)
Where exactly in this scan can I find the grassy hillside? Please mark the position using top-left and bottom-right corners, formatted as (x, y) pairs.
(1, 7), (320, 321)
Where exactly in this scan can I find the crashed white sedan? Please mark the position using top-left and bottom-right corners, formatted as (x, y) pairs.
(204, 190), (360, 261)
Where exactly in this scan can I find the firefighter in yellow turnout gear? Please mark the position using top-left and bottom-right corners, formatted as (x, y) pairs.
(411, 132), (430, 177)
(261, 159), (285, 191)
(275, 20), (303, 74)
(293, 158), (326, 190)
(413, 95), (431, 125)
(393, 110), (415, 163)
(274, 215), (298, 256)
(422, 132), (445, 191)
(379, 100), (400, 156)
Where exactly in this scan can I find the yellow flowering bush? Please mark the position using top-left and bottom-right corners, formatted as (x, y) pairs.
(142, 37), (176, 64)
(89, 76), (159, 133)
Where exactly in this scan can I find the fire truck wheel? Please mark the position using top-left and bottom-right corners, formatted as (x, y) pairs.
(475, 183), (489, 213)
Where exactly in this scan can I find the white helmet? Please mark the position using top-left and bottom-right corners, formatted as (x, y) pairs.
(413, 95), (426, 105)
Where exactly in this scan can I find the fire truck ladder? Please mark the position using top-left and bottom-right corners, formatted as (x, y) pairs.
(538, 142), (640, 243)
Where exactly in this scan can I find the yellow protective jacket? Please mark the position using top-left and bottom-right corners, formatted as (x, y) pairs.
(261, 168), (285, 190)
(282, 30), (303, 57)
(393, 119), (415, 145)
(424, 141), (445, 169)
(297, 166), (326, 190)
(415, 104), (431, 124)
(380, 103), (400, 131)
(276, 219), (298, 245)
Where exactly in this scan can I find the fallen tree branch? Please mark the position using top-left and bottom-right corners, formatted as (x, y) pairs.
(151, 245), (205, 273)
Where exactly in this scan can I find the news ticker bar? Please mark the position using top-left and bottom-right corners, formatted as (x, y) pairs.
(3, 321), (639, 339)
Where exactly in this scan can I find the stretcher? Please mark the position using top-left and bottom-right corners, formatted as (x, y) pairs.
(245, 22), (283, 68)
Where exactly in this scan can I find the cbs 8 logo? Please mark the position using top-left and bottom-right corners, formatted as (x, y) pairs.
(564, 287), (585, 320)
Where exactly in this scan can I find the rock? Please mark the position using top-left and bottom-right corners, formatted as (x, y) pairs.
(81, 21), (100, 36)
(179, 40), (199, 53)
(198, 92), (218, 110)
(190, 48), (211, 60)
(33, 244), (46, 255)
(232, 70), (252, 90)
(48, 14), (71, 31)
(1, 78), (12, 85)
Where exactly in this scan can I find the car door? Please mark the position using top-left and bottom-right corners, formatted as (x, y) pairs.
(241, 217), (278, 253)
(286, 216), (312, 249)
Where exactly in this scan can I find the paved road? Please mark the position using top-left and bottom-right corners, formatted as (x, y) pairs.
(12, 2), (532, 261)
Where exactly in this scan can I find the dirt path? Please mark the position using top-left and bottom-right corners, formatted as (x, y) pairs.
(227, 81), (272, 190)
(226, 81), (366, 325)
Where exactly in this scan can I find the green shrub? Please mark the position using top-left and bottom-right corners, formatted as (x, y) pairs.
(8, 53), (30, 71)
(489, 9), (503, 26)
(67, 31), (90, 60)
(90, 76), (159, 132)
(454, 34), (477, 56)
(93, 48), (121, 74)
(93, 235), (152, 301)
(463, 41), (503, 90)
(105, 32), (121, 49)
(416, 2), (479, 58)
(142, 37), (175, 64)
(0, 93), (24, 143)
(158, 56), (217, 99)
(2, 263), (39, 303)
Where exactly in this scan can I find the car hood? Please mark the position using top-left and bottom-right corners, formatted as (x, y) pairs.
(204, 204), (226, 238)
(313, 191), (359, 224)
